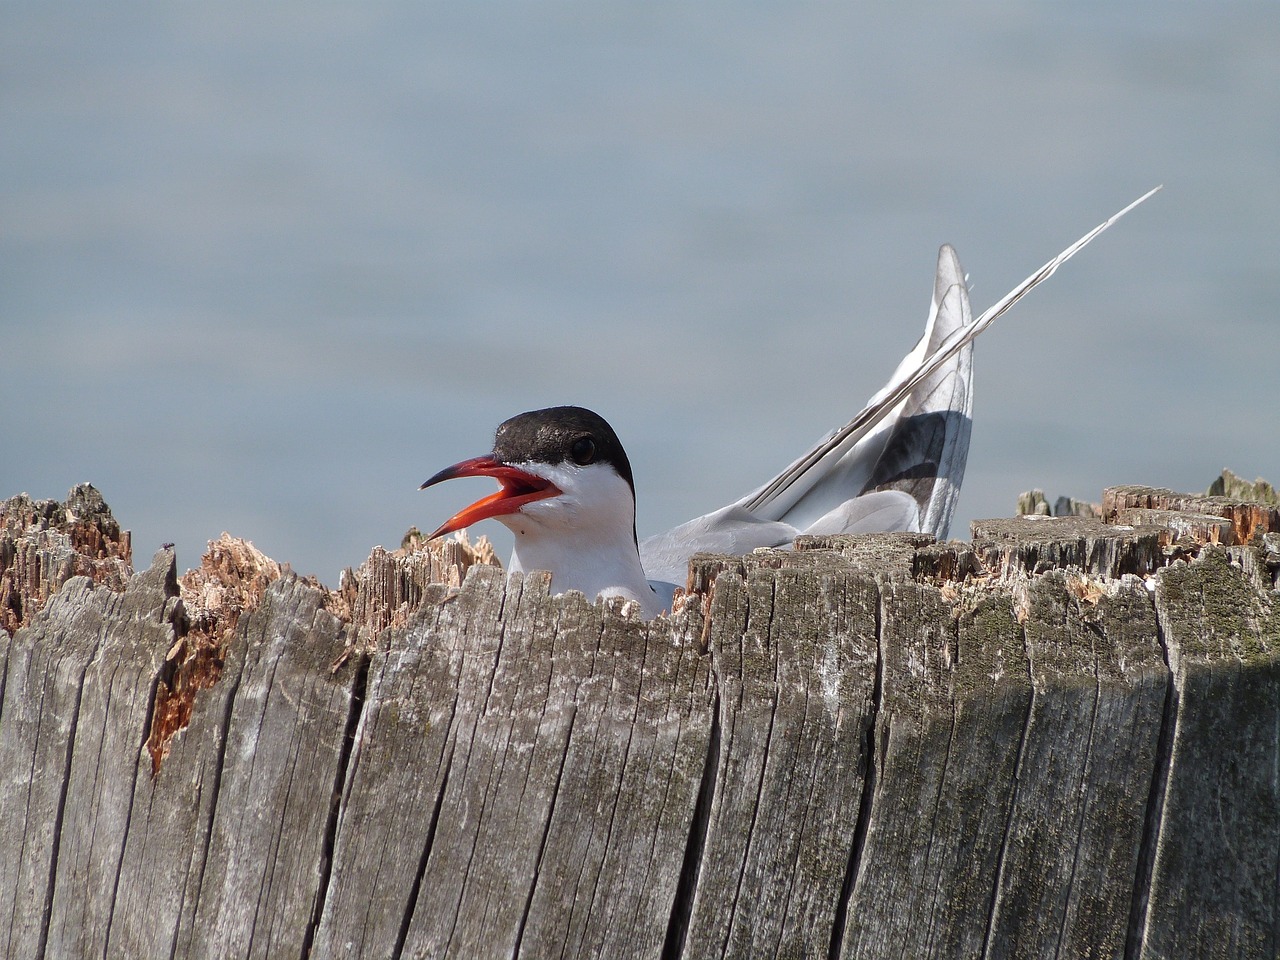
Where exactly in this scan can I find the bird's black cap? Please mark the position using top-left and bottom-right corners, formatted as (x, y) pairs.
(493, 406), (635, 496)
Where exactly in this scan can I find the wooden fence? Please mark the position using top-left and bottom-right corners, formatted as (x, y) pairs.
(1, 484), (1277, 959)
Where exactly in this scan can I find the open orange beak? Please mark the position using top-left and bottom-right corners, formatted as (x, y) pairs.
(420, 455), (562, 539)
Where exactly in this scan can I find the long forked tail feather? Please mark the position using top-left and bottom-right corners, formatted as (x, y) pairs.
(742, 186), (1162, 519)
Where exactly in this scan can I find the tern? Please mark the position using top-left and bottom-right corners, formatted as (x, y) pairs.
(422, 188), (1159, 618)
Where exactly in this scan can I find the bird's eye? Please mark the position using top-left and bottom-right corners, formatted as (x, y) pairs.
(570, 436), (596, 465)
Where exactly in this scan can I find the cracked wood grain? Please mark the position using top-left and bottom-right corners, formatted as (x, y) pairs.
(305, 574), (468, 960)
(984, 573), (1166, 960)
(45, 550), (182, 959)
(681, 560), (880, 959)
(1141, 550), (1280, 960)
(515, 586), (712, 959)
(841, 582), (1031, 960)
(3, 487), (1280, 959)
(0, 574), (114, 959)
(376, 567), (714, 960)
(397, 568), (570, 957)
(184, 575), (355, 960)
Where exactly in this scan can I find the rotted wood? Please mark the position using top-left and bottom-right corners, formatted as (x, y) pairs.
(1207, 468), (1279, 506)
(970, 515), (1165, 579)
(2, 484), (1279, 960)
(1103, 483), (1280, 546)
(0, 484), (132, 636)
(1016, 489), (1103, 519)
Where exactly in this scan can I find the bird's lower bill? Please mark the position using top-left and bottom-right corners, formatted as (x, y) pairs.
(422, 456), (561, 539)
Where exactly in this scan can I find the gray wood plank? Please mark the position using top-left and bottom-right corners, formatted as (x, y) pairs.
(104, 582), (253, 960)
(681, 560), (880, 959)
(514, 590), (714, 960)
(399, 568), (571, 957)
(1141, 549), (1280, 959)
(1049, 578), (1169, 958)
(842, 584), (1031, 960)
(308, 569), (499, 959)
(984, 572), (1166, 960)
(384, 568), (717, 960)
(317, 565), (717, 960)
(0, 575), (112, 958)
(185, 575), (355, 960)
(44, 550), (183, 959)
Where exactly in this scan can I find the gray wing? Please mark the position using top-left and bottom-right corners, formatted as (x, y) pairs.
(857, 244), (972, 540)
(639, 245), (969, 584)
(762, 244), (973, 540)
(640, 504), (798, 586)
(640, 188), (1161, 586)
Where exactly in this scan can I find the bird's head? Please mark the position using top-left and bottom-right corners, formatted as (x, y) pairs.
(421, 406), (637, 543)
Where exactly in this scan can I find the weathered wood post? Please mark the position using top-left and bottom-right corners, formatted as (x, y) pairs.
(1, 483), (1277, 959)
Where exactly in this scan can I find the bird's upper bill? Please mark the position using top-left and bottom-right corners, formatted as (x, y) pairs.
(420, 455), (562, 539)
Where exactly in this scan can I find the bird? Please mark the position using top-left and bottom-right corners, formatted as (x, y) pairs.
(421, 188), (1160, 618)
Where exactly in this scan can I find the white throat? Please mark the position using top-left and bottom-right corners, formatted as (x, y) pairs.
(497, 461), (663, 617)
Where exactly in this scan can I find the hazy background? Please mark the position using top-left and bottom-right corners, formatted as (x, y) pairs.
(3, 4), (1277, 583)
